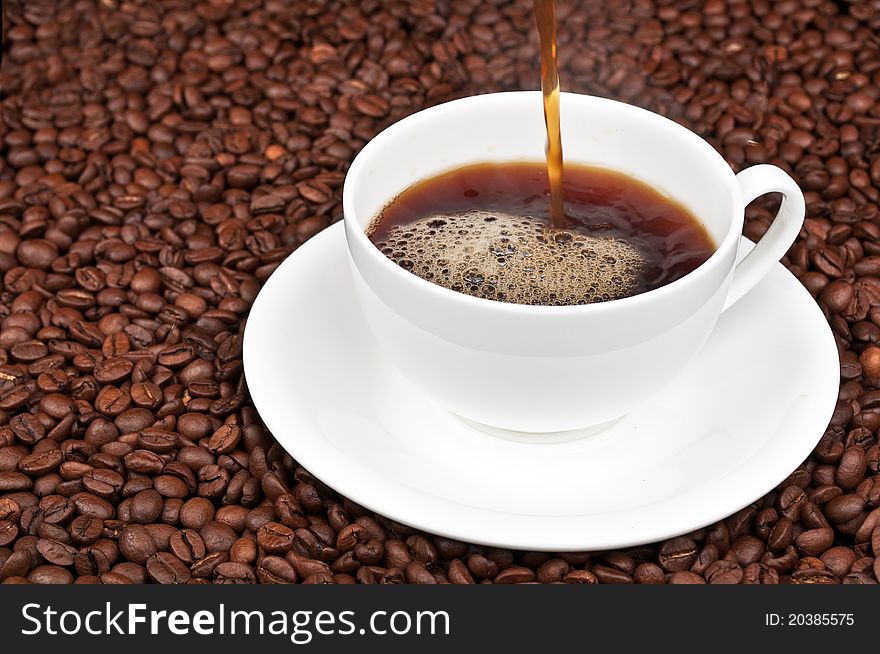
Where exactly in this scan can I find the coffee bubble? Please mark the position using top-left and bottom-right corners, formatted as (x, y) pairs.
(371, 210), (646, 305)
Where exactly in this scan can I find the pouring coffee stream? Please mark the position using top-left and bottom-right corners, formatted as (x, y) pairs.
(533, 0), (566, 227)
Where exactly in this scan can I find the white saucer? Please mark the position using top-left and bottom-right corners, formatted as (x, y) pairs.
(244, 223), (839, 551)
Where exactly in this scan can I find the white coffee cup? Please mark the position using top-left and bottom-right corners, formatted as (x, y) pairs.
(343, 91), (805, 433)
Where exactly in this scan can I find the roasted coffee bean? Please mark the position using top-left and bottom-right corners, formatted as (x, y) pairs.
(122, 479), (152, 498)
(206, 424), (240, 455)
(825, 494), (865, 524)
(778, 486), (807, 522)
(353, 539), (383, 566)
(742, 563), (779, 585)
(146, 552), (191, 584)
(43, 497), (76, 526)
(658, 537), (698, 572)
(730, 536), (766, 566)
(119, 525), (157, 564)
(331, 550), (359, 574)
(384, 540), (413, 569)
(801, 502), (829, 530)
(286, 552), (331, 580)
(275, 494), (307, 530)
(179, 497), (215, 530)
(69, 516), (103, 546)
(190, 552), (229, 579)
(28, 565), (73, 585)
(131, 383), (162, 409)
(562, 570), (598, 584)
(0, 521), (19, 547)
(10, 414), (45, 445)
(200, 521), (237, 553)
(591, 564), (633, 584)
(244, 507), (275, 534)
(74, 547), (110, 577)
(214, 561), (256, 584)
(94, 358), (133, 384)
(494, 566), (536, 584)
(229, 537), (257, 564)
(197, 465), (229, 499)
(837, 447), (868, 490)
(752, 507), (779, 541)
(257, 556), (298, 584)
(0, 549), (34, 581)
(130, 490), (163, 524)
(135, 428), (179, 454)
(768, 518), (794, 552)
(601, 551), (633, 575)
(99, 572), (133, 585)
(82, 469), (124, 498)
(18, 449), (63, 476)
(404, 561), (436, 584)
(0, 472), (33, 492)
(407, 535), (438, 565)
(668, 571), (706, 584)
(792, 568), (839, 585)
(336, 524), (369, 553)
(294, 483), (323, 514)
(71, 493), (114, 520)
(634, 562), (665, 584)
(432, 537), (466, 560)
(11, 341), (50, 363)
(447, 559), (475, 584)
(302, 572), (334, 585)
(795, 528), (835, 557)
(111, 563), (146, 585)
(820, 546), (858, 578)
(705, 560), (744, 585)
(35, 538), (77, 566)
(152, 475), (187, 499)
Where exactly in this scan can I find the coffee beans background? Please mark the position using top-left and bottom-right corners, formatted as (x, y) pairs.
(1, 0), (879, 584)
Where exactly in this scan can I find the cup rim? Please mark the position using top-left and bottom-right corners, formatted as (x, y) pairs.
(343, 91), (742, 314)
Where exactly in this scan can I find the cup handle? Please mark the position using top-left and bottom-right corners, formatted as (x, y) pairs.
(722, 164), (806, 312)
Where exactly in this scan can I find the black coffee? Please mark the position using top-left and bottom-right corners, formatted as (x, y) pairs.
(366, 161), (715, 306)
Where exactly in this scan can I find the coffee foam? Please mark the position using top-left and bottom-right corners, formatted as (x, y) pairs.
(372, 210), (646, 305)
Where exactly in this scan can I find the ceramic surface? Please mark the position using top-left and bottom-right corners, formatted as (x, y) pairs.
(343, 92), (806, 431)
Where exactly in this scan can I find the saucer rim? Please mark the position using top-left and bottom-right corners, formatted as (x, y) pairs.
(244, 222), (838, 550)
